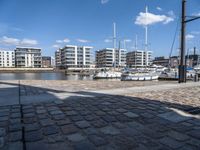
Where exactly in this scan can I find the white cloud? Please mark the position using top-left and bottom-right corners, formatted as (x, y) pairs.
(156, 7), (162, 11)
(0, 36), (20, 45)
(135, 11), (174, 26)
(56, 38), (70, 43)
(56, 40), (63, 43)
(0, 36), (38, 46)
(191, 31), (200, 35)
(167, 10), (175, 18)
(192, 12), (200, 16)
(124, 39), (132, 42)
(104, 39), (112, 43)
(63, 38), (70, 43)
(76, 39), (90, 43)
(20, 38), (38, 46)
(101, 0), (109, 4)
(52, 44), (60, 48)
(186, 34), (195, 40)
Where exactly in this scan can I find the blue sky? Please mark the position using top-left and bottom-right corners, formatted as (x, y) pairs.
(0, 0), (200, 58)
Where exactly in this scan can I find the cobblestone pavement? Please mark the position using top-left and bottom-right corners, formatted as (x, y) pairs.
(126, 86), (200, 107)
(0, 81), (200, 150)
(19, 80), (173, 95)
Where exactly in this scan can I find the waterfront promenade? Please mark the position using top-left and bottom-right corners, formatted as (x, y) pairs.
(0, 80), (200, 150)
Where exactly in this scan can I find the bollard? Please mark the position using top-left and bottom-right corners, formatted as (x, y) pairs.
(194, 74), (198, 82)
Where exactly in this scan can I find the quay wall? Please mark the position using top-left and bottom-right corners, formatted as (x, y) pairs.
(0, 67), (60, 73)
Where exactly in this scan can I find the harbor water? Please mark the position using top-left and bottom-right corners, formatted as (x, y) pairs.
(0, 72), (95, 80)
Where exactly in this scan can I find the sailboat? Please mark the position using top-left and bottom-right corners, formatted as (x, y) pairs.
(93, 69), (121, 79)
(121, 6), (159, 81)
(121, 70), (159, 81)
(93, 22), (122, 79)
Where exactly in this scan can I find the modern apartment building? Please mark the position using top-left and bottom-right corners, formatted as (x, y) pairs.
(126, 50), (152, 68)
(51, 57), (55, 67)
(15, 47), (42, 68)
(153, 56), (169, 67)
(56, 45), (92, 68)
(42, 56), (52, 68)
(95, 48), (126, 68)
(0, 50), (15, 67)
(55, 50), (61, 68)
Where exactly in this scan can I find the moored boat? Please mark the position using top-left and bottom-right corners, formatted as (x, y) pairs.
(93, 70), (122, 79)
(121, 70), (159, 81)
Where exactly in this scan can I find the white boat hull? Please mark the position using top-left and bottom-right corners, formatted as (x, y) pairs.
(93, 71), (122, 79)
(121, 75), (159, 81)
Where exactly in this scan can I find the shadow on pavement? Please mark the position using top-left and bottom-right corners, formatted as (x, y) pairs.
(0, 80), (200, 150)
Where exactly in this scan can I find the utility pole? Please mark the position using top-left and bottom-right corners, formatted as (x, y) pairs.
(179, 0), (200, 83)
(179, 0), (186, 83)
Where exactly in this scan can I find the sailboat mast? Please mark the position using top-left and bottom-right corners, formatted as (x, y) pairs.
(145, 6), (148, 66)
(113, 22), (117, 68)
(123, 40), (126, 50)
(119, 40), (121, 68)
(135, 34), (138, 50)
(145, 6), (148, 52)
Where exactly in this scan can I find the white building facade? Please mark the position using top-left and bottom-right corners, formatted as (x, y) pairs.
(57, 45), (92, 68)
(95, 48), (126, 68)
(126, 50), (152, 68)
(15, 47), (42, 68)
(0, 50), (15, 67)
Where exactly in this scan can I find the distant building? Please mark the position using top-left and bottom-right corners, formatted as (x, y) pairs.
(153, 56), (169, 67)
(42, 56), (51, 68)
(0, 50), (15, 67)
(51, 57), (55, 67)
(126, 50), (152, 68)
(55, 50), (61, 68)
(169, 56), (179, 68)
(186, 54), (200, 67)
(168, 54), (200, 68)
(95, 48), (126, 68)
(56, 45), (93, 68)
(15, 47), (42, 68)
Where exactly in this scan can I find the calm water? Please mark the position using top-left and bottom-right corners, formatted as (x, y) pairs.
(0, 72), (94, 80)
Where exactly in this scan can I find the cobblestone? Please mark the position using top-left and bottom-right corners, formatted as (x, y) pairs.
(25, 130), (43, 142)
(9, 123), (22, 132)
(67, 133), (86, 142)
(88, 134), (108, 146)
(159, 136), (184, 149)
(75, 120), (90, 129)
(43, 125), (59, 135)
(61, 124), (79, 135)
(24, 123), (40, 132)
(9, 131), (22, 142)
(46, 134), (65, 143)
(124, 112), (139, 118)
(100, 126), (120, 135)
(0, 128), (6, 136)
(73, 141), (95, 150)
(40, 118), (54, 126)
(1, 80), (200, 149)
(0, 137), (5, 148)
(8, 142), (23, 150)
